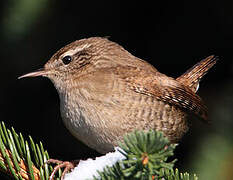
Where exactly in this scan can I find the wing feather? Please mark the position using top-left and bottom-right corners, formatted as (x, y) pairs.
(113, 65), (208, 122)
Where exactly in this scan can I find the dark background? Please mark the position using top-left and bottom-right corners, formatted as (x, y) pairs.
(0, 1), (233, 179)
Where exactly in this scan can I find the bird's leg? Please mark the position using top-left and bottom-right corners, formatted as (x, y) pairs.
(46, 159), (80, 180)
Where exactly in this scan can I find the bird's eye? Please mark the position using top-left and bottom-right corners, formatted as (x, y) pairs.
(62, 56), (72, 65)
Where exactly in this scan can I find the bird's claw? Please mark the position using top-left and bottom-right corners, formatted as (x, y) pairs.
(46, 159), (79, 180)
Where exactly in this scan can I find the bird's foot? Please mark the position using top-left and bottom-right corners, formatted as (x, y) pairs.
(46, 159), (79, 180)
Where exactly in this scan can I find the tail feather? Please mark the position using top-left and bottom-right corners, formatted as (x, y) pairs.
(176, 55), (218, 93)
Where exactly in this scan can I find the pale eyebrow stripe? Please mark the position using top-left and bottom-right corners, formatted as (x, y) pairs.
(62, 43), (92, 58)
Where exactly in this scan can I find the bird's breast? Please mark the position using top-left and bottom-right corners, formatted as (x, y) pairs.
(59, 88), (116, 153)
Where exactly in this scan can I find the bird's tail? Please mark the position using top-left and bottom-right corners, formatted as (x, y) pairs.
(176, 55), (218, 93)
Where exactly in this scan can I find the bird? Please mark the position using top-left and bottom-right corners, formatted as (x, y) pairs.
(19, 37), (217, 178)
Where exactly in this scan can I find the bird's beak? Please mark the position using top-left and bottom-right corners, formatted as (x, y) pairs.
(18, 68), (48, 79)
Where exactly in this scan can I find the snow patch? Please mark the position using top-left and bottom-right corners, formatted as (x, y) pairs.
(64, 147), (125, 180)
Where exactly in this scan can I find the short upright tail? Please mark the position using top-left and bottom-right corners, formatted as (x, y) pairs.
(176, 55), (218, 93)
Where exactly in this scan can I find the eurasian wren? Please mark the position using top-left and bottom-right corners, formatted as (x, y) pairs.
(19, 37), (217, 154)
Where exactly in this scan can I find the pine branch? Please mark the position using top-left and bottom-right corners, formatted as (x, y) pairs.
(0, 121), (61, 180)
(0, 121), (198, 180)
(95, 130), (198, 180)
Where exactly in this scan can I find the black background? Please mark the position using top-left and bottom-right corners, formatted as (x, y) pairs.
(0, 1), (233, 179)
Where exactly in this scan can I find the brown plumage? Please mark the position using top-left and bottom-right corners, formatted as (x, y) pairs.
(176, 55), (218, 93)
(19, 37), (217, 154)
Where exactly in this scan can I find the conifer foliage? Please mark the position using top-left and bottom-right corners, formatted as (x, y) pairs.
(95, 131), (198, 180)
(0, 121), (197, 180)
(0, 121), (61, 180)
